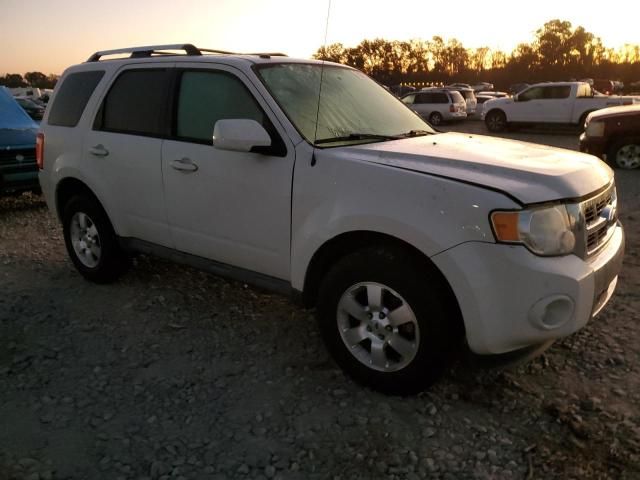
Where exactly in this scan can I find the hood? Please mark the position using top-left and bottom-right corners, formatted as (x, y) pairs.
(0, 127), (37, 147)
(324, 132), (612, 204)
(588, 104), (640, 120)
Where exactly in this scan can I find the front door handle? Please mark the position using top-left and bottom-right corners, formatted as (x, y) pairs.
(170, 157), (199, 173)
(89, 144), (109, 157)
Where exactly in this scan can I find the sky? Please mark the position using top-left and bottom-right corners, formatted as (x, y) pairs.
(1, 0), (639, 75)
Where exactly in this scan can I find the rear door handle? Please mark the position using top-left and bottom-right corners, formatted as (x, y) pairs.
(89, 144), (109, 157)
(170, 157), (198, 173)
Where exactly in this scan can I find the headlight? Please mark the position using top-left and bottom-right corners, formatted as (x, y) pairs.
(585, 120), (604, 137)
(491, 205), (576, 256)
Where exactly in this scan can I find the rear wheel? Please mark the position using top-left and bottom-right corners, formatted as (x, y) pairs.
(485, 110), (507, 132)
(608, 139), (640, 170)
(62, 195), (130, 283)
(316, 246), (461, 395)
(428, 112), (443, 126)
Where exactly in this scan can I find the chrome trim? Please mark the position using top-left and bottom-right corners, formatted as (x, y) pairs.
(573, 182), (617, 259)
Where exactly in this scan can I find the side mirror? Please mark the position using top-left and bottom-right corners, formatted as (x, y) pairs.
(513, 94), (519, 102)
(213, 119), (271, 153)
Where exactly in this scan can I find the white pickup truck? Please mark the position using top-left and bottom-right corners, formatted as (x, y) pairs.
(482, 81), (639, 132)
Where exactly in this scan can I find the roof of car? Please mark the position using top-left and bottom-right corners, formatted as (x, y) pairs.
(65, 44), (343, 74)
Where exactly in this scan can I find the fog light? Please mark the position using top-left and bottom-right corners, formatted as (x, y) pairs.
(528, 295), (575, 330)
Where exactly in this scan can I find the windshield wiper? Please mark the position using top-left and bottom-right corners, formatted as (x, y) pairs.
(314, 133), (401, 145)
(399, 129), (434, 137)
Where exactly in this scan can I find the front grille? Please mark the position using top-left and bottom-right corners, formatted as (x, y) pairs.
(0, 147), (36, 164)
(580, 183), (617, 257)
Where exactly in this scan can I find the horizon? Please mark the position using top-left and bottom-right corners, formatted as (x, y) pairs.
(1, 0), (639, 76)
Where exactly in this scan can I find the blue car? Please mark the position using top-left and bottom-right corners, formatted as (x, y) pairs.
(0, 87), (39, 194)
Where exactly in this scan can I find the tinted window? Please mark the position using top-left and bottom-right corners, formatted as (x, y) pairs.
(48, 71), (104, 127)
(98, 69), (171, 136)
(416, 93), (432, 104)
(433, 93), (449, 104)
(544, 86), (571, 99)
(519, 87), (544, 101)
(176, 71), (264, 142)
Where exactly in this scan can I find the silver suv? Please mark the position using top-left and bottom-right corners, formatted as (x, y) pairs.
(400, 88), (467, 125)
(38, 44), (623, 394)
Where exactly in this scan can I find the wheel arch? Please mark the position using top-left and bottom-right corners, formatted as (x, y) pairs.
(578, 110), (595, 127)
(301, 230), (465, 336)
(55, 177), (106, 222)
(485, 108), (506, 120)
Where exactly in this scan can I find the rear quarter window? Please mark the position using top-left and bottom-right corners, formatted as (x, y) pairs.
(47, 71), (105, 127)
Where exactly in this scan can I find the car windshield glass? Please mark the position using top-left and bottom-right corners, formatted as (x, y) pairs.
(255, 63), (434, 145)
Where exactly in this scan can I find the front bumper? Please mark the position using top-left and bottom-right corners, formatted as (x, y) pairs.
(579, 132), (606, 159)
(0, 161), (39, 193)
(432, 224), (624, 354)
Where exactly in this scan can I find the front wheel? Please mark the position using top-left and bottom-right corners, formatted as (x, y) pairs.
(608, 139), (640, 170)
(62, 195), (130, 283)
(485, 110), (507, 132)
(316, 246), (461, 395)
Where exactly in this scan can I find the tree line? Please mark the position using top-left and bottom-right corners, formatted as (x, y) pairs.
(0, 71), (59, 89)
(313, 19), (640, 90)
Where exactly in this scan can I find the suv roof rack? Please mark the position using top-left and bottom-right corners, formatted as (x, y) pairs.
(87, 44), (288, 62)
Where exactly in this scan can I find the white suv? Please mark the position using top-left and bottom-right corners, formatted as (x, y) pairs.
(38, 44), (624, 394)
(400, 88), (467, 125)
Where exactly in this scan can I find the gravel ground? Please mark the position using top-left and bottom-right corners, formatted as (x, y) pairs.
(1, 124), (639, 480)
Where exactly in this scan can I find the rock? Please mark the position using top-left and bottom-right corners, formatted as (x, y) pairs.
(423, 427), (436, 438)
(150, 460), (167, 479)
(264, 465), (276, 478)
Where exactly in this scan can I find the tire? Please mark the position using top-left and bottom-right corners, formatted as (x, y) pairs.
(316, 246), (461, 395)
(62, 194), (130, 283)
(428, 112), (443, 126)
(608, 138), (640, 170)
(485, 110), (507, 132)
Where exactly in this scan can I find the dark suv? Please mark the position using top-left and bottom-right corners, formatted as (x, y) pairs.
(580, 104), (640, 170)
(0, 87), (39, 194)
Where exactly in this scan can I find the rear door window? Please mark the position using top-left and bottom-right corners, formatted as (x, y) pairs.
(433, 92), (450, 104)
(48, 71), (104, 127)
(95, 69), (172, 136)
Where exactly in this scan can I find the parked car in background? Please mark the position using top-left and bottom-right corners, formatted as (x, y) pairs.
(508, 83), (529, 95)
(401, 88), (467, 125)
(448, 82), (471, 89)
(389, 84), (416, 97)
(0, 87), (39, 195)
(482, 81), (640, 132)
(471, 82), (494, 92)
(15, 97), (46, 120)
(477, 91), (508, 98)
(475, 94), (497, 114)
(445, 86), (477, 115)
(580, 104), (640, 170)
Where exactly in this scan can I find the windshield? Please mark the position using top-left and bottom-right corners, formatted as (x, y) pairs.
(255, 63), (434, 145)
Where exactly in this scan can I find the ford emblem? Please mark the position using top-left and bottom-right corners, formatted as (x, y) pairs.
(16, 154), (24, 162)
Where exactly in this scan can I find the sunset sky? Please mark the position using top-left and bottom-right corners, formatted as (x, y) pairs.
(1, 0), (638, 75)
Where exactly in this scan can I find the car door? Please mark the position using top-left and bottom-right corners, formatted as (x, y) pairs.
(83, 65), (173, 247)
(543, 85), (573, 122)
(161, 65), (295, 280)
(511, 86), (546, 122)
